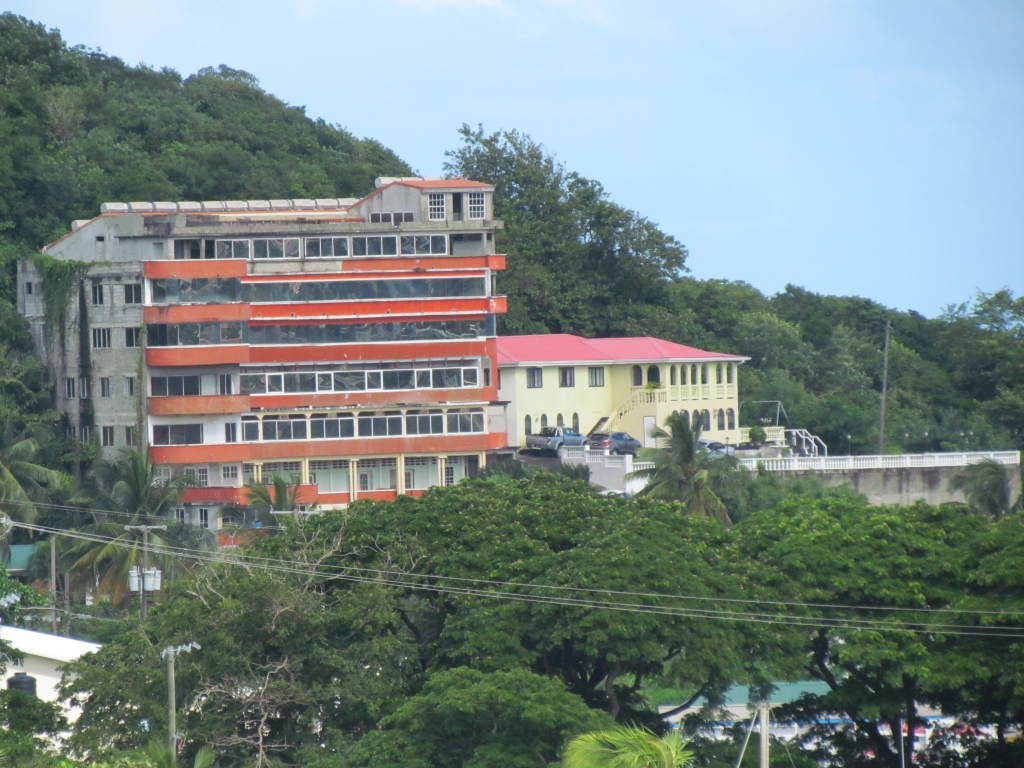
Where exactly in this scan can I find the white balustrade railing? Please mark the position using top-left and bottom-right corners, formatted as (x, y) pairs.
(738, 451), (1020, 473)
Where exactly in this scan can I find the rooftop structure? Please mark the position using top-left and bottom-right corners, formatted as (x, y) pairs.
(20, 178), (508, 532)
(496, 334), (748, 448)
(1, 625), (101, 716)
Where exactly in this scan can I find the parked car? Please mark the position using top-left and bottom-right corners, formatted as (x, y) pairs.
(525, 426), (587, 454)
(699, 440), (736, 457)
(588, 431), (643, 456)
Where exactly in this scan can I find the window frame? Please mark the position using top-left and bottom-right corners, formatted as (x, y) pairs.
(526, 367), (543, 389)
(467, 191), (485, 220)
(428, 193), (446, 220)
(588, 367), (605, 387)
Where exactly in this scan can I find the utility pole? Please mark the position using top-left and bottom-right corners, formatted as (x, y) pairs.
(878, 320), (891, 455)
(50, 535), (58, 634)
(759, 702), (770, 768)
(162, 642), (200, 754)
(124, 525), (166, 621)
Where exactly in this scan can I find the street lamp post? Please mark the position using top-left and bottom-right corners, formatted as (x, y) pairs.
(162, 642), (201, 754)
(124, 525), (166, 621)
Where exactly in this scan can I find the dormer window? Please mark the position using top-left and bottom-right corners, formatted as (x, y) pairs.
(468, 192), (485, 219)
(428, 193), (445, 221)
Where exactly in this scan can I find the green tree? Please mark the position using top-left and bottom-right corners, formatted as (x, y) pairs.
(563, 728), (693, 768)
(950, 459), (1015, 518)
(67, 448), (191, 603)
(143, 740), (214, 768)
(244, 472), (315, 518)
(0, 411), (63, 526)
(628, 412), (737, 526)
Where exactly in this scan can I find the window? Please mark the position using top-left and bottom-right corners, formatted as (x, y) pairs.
(222, 465), (239, 481)
(252, 238), (301, 259)
(573, 413), (580, 432)
(670, 366), (677, 385)
(174, 240), (203, 260)
(214, 239), (251, 259)
(125, 328), (141, 347)
(702, 410), (711, 430)
(483, 367), (491, 386)
(304, 237), (349, 258)
(224, 422), (238, 443)
(631, 365), (642, 386)
(368, 212), (413, 224)
(351, 236), (398, 256)
(198, 508), (209, 528)
(558, 367), (575, 388)
(467, 191), (485, 219)
(541, 414), (548, 429)
(125, 426), (137, 446)
(399, 235), (447, 255)
(691, 411), (702, 430)
(99, 377), (111, 398)
(196, 468), (209, 487)
(152, 424), (203, 445)
(717, 409), (726, 431)
(727, 408), (736, 430)
(526, 368), (543, 389)
(92, 328), (111, 348)
(357, 411), (403, 437)
(67, 426), (76, 440)
(525, 415), (532, 436)
(588, 367), (605, 387)
(101, 426), (115, 447)
(444, 464), (455, 486)
(81, 426), (92, 442)
(446, 409), (485, 434)
(175, 507), (187, 523)
(25, 282), (33, 295)
(151, 376), (201, 397)
(405, 411), (444, 435)
(124, 376), (136, 397)
(556, 413), (564, 427)
(428, 193), (445, 220)
(727, 364), (734, 384)
(219, 374), (233, 395)
(124, 284), (143, 304)
(242, 418), (260, 442)
(65, 378), (76, 399)
(91, 283), (104, 305)
(79, 377), (91, 398)
(647, 366), (661, 385)
(717, 364), (724, 384)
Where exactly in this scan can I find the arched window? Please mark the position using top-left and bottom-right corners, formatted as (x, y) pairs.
(541, 414), (548, 429)
(717, 409), (726, 431)
(702, 410), (711, 430)
(680, 410), (689, 426)
(670, 366), (677, 386)
(647, 365), (660, 385)
(681, 365), (688, 385)
(716, 364), (724, 384)
(572, 412), (580, 431)
(692, 411), (702, 430)
(727, 364), (734, 384)
(525, 415), (532, 436)
(631, 365), (643, 386)
(691, 364), (698, 385)
(556, 413), (564, 427)
(727, 408), (736, 430)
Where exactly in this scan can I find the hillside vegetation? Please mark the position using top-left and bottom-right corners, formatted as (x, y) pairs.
(0, 13), (1021, 458)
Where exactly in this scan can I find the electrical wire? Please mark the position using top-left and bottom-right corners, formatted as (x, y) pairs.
(7, 499), (1023, 618)
(10, 521), (1024, 639)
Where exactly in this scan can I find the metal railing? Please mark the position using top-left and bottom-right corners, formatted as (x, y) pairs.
(738, 451), (1021, 473)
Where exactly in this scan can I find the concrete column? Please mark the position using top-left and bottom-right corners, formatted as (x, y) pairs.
(253, 461), (263, 484)
(349, 458), (358, 501)
(300, 457), (309, 485)
(397, 454), (406, 495)
(437, 456), (447, 487)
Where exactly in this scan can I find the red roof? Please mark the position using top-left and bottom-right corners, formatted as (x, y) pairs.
(394, 178), (493, 190)
(496, 334), (747, 365)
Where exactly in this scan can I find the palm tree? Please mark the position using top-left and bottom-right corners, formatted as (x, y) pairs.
(145, 739), (216, 768)
(66, 448), (192, 604)
(627, 411), (736, 526)
(951, 459), (1013, 518)
(0, 412), (63, 526)
(245, 473), (316, 519)
(563, 727), (693, 768)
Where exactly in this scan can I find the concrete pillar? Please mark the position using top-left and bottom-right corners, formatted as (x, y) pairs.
(397, 454), (406, 495)
(300, 457), (309, 485)
(349, 459), (358, 501)
(253, 461), (263, 484)
(437, 456), (447, 487)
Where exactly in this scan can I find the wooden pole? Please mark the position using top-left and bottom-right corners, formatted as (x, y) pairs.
(878, 320), (891, 455)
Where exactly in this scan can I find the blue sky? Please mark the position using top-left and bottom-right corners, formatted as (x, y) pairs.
(8, 0), (1023, 316)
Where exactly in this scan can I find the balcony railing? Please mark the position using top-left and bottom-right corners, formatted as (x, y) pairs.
(737, 451), (1021, 473)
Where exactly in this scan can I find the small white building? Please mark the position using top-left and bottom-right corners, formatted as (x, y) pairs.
(1, 626), (101, 717)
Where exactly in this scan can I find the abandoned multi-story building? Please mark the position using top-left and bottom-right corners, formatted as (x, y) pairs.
(19, 178), (508, 534)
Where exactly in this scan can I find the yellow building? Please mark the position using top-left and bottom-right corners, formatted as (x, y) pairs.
(497, 335), (747, 448)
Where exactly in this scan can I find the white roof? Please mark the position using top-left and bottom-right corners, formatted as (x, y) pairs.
(0, 625), (101, 663)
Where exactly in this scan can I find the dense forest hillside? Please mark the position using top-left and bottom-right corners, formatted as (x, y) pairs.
(1, 13), (1021, 458)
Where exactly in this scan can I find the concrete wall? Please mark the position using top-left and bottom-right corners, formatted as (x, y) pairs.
(794, 464), (1023, 507)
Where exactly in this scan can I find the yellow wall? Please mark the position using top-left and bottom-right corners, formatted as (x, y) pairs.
(500, 360), (742, 447)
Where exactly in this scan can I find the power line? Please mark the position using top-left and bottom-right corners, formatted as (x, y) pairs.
(9, 500), (1023, 618)
(12, 522), (1024, 639)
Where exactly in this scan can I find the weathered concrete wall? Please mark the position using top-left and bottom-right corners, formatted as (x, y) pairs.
(791, 464), (1023, 507)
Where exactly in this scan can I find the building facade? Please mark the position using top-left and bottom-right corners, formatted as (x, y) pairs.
(497, 334), (747, 448)
(20, 178), (508, 531)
